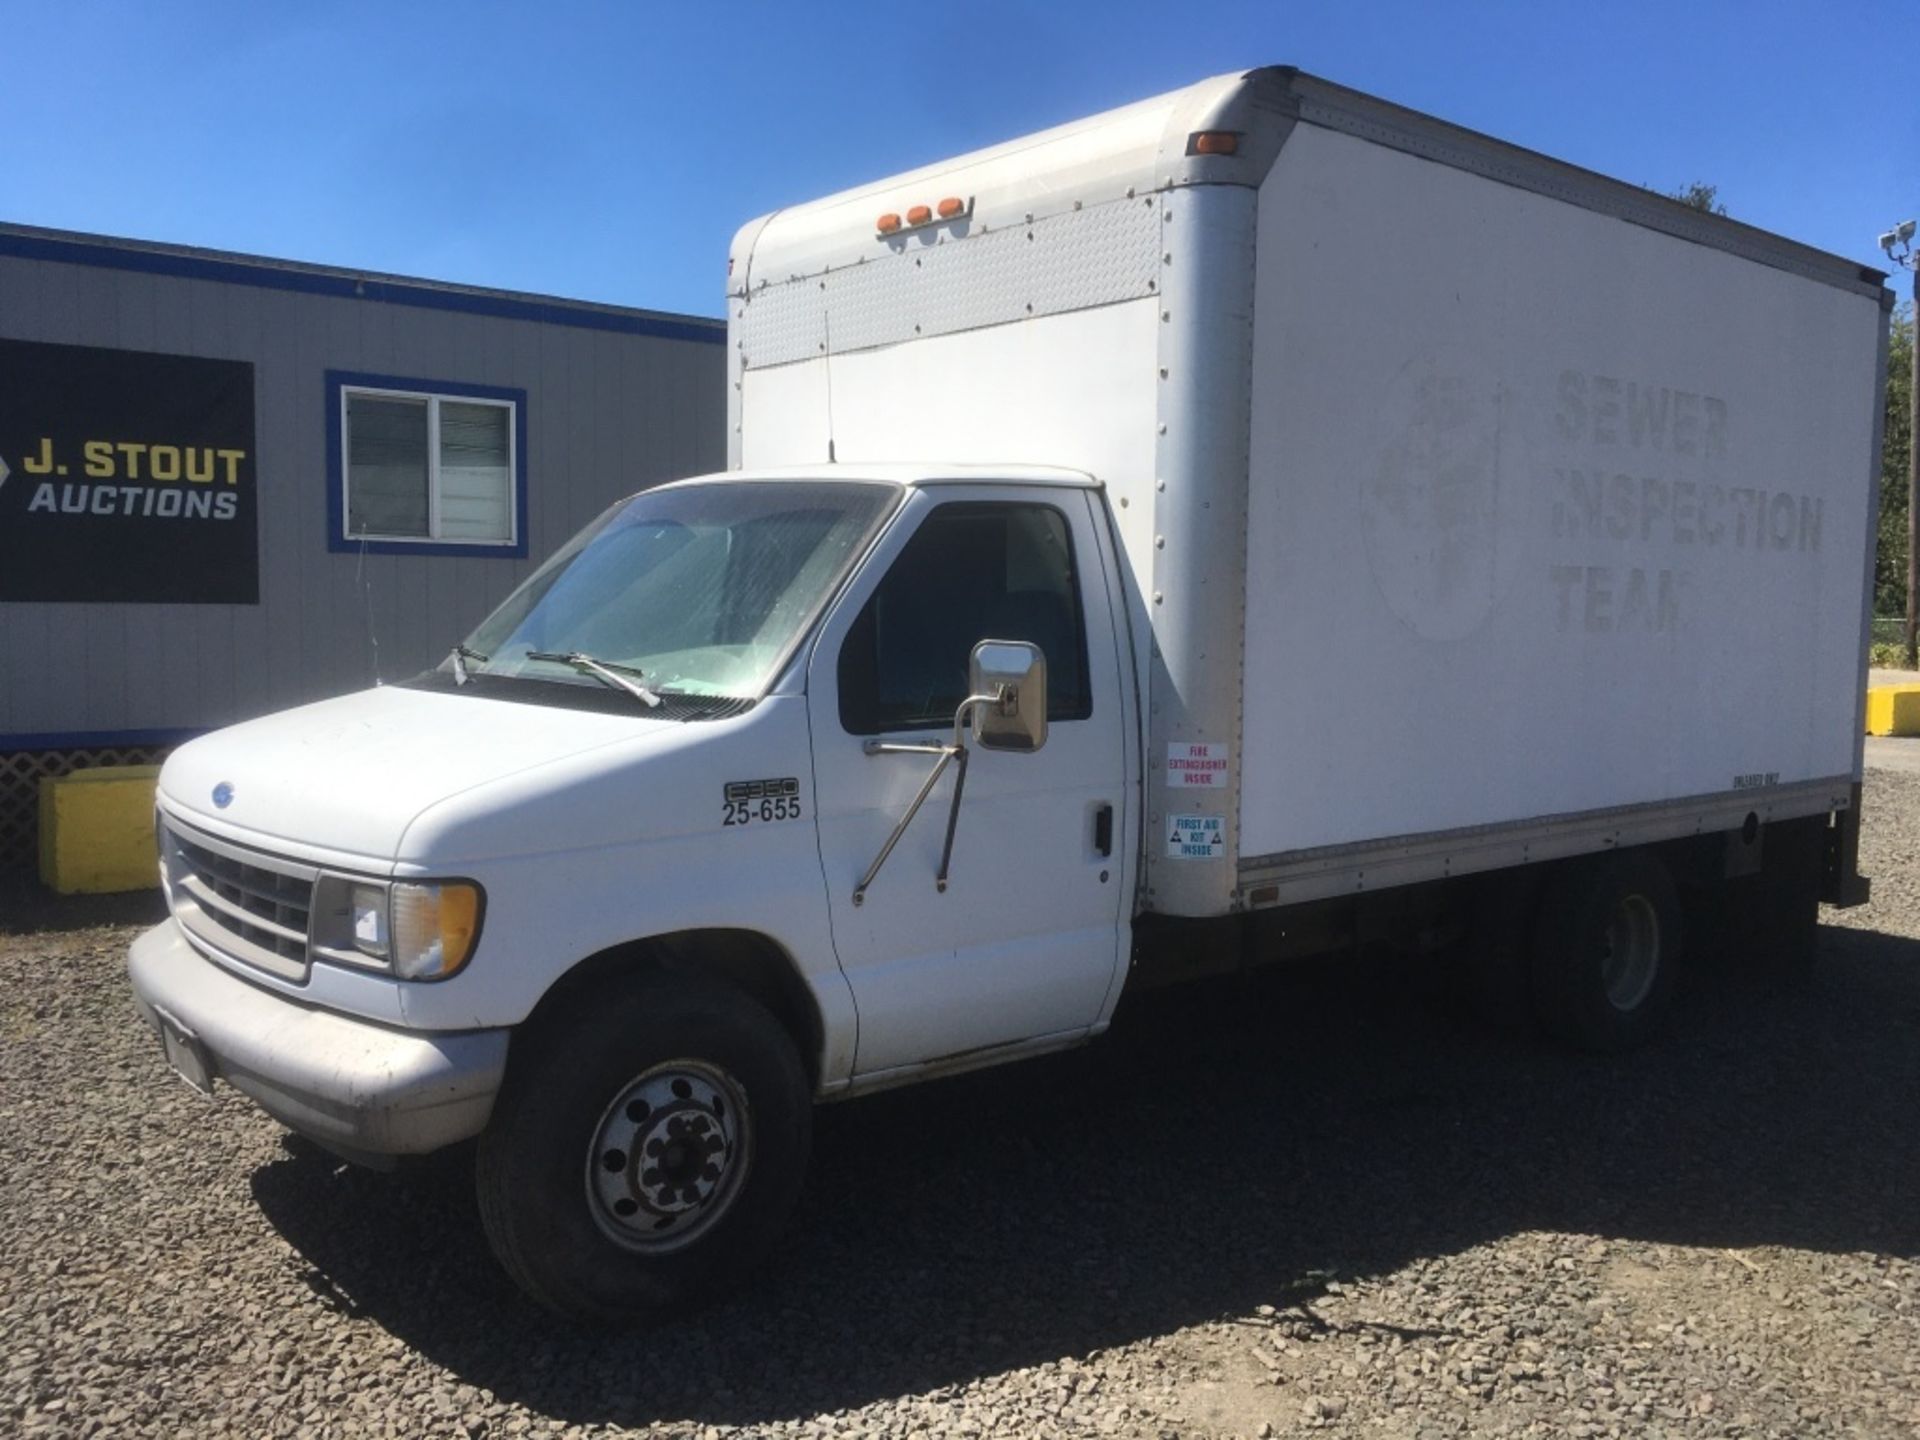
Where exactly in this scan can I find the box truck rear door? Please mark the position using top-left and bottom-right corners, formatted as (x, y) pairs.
(806, 487), (1128, 1076)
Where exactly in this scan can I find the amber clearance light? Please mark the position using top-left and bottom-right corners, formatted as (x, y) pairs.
(878, 197), (971, 237)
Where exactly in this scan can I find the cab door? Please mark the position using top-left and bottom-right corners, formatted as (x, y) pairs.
(805, 486), (1130, 1078)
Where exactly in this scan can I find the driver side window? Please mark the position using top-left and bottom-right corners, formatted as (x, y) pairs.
(838, 501), (1092, 735)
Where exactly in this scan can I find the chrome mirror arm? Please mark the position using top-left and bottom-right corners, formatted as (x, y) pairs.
(950, 687), (1006, 751)
(851, 688), (1005, 906)
(851, 747), (958, 907)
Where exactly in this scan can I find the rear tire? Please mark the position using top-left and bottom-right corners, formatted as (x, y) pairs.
(477, 972), (811, 1320)
(1530, 851), (1681, 1053)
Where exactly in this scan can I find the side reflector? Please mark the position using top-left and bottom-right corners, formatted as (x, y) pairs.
(877, 212), (902, 234)
(1189, 130), (1241, 156)
(936, 196), (965, 219)
(906, 204), (933, 226)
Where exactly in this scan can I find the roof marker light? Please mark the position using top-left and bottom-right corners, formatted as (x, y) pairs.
(1188, 131), (1241, 156)
(879, 198), (972, 239)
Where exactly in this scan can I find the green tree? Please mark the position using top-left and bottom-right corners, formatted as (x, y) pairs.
(1879, 303), (1914, 620)
(1666, 182), (1729, 216)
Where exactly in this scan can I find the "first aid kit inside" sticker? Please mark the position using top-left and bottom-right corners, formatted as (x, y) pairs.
(1166, 814), (1225, 859)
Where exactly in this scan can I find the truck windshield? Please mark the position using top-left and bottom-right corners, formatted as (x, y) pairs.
(460, 481), (897, 701)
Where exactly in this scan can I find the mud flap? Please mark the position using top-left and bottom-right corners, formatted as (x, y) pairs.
(1820, 783), (1870, 908)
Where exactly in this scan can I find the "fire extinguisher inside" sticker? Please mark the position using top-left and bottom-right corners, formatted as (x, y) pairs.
(1166, 742), (1229, 788)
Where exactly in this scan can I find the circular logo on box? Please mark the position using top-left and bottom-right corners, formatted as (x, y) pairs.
(212, 782), (234, 810)
(1362, 349), (1533, 642)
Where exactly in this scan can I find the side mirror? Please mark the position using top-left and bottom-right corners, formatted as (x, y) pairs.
(969, 639), (1047, 752)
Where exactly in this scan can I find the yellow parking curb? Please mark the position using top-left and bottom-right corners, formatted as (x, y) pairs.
(38, 765), (161, 894)
(1866, 685), (1920, 737)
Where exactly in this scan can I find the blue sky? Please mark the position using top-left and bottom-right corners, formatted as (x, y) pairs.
(5, 1), (1916, 318)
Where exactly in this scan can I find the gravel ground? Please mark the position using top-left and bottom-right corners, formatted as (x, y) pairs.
(4, 776), (1919, 1439)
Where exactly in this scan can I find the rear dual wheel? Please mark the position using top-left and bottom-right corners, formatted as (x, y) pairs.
(1530, 851), (1682, 1053)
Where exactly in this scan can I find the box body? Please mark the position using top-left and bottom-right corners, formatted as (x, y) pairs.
(1237, 115), (1882, 896)
(730, 68), (1886, 918)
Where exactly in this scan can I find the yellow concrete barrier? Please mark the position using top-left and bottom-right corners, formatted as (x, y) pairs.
(38, 765), (161, 894)
(1866, 685), (1920, 737)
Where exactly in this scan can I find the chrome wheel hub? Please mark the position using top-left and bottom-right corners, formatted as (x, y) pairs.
(587, 1061), (750, 1252)
(1601, 893), (1660, 1012)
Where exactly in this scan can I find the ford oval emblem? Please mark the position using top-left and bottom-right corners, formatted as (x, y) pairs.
(212, 782), (234, 810)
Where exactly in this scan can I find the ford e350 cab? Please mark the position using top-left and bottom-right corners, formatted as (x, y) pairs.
(131, 464), (1134, 1317)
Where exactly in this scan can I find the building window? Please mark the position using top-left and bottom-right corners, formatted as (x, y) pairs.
(326, 371), (527, 557)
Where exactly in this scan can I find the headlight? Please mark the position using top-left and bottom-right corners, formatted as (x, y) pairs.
(351, 883), (389, 957)
(312, 874), (483, 980)
(389, 881), (482, 981)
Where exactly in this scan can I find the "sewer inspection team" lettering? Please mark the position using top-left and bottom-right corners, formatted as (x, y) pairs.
(1544, 368), (1822, 635)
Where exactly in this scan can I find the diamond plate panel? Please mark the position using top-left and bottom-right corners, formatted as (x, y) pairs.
(740, 196), (1162, 371)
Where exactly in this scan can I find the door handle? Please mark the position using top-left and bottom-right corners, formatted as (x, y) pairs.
(1093, 803), (1113, 858)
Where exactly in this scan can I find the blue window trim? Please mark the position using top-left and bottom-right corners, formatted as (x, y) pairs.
(1, 726), (203, 752)
(0, 229), (725, 345)
(326, 370), (530, 559)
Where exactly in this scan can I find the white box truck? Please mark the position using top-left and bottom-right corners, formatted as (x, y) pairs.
(128, 67), (1889, 1317)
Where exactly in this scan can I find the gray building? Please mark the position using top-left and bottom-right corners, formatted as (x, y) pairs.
(0, 222), (726, 867)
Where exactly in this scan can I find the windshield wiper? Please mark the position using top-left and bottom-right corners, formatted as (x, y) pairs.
(448, 643), (490, 686)
(525, 651), (662, 709)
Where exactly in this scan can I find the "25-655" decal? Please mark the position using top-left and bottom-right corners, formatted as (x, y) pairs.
(723, 776), (803, 827)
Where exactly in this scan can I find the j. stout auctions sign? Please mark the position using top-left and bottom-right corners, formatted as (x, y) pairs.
(0, 337), (258, 603)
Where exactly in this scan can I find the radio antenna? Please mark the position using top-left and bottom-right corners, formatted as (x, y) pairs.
(822, 303), (837, 463)
(356, 539), (383, 686)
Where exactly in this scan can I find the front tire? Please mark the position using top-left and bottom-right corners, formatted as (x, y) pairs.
(1530, 851), (1682, 1053)
(477, 973), (811, 1320)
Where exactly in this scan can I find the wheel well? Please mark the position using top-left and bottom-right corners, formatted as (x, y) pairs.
(525, 929), (826, 1089)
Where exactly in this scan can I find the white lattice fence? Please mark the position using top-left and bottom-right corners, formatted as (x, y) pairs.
(0, 747), (174, 872)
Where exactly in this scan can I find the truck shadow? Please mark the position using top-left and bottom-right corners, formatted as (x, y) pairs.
(0, 876), (167, 937)
(249, 923), (1920, 1429)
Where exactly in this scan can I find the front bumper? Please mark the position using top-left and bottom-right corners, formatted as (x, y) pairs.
(127, 922), (510, 1159)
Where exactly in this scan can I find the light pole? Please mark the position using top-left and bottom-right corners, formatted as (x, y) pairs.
(1880, 221), (1919, 668)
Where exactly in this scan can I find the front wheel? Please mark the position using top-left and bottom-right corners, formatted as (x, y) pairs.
(477, 973), (811, 1320)
(1530, 851), (1682, 1053)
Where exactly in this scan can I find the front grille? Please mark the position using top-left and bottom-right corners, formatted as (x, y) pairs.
(161, 816), (316, 981)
